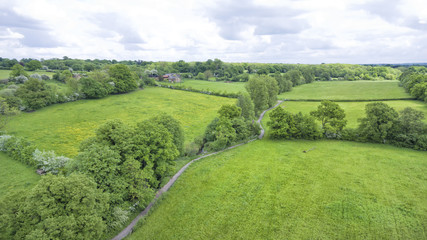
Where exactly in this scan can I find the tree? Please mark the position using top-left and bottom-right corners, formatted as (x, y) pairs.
(80, 77), (111, 99)
(0, 97), (20, 130)
(245, 75), (269, 115)
(394, 107), (426, 135)
(1, 174), (109, 240)
(268, 106), (297, 139)
(310, 100), (347, 137)
(358, 102), (398, 143)
(151, 113), (185, 156)
(236, 93), (255, 120)
(108, 64), (138, 93)
(266, 76), (279, 107)
(218, 104), (241, 119)
(15, 78), (52, 111)
(25, 60), (42, 71)
(285, 69), (305, 86)
(9, 64), (28, 79)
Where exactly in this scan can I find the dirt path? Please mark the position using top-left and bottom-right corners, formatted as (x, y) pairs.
(112, 100), (283, 240)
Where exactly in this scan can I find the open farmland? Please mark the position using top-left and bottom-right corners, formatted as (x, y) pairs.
(278, 81), (412, 100)
(129, 140), (427, 240)
(6, 87), (235, 157)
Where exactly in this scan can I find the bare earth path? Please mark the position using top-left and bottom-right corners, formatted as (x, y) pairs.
(112, 100), (283, 240)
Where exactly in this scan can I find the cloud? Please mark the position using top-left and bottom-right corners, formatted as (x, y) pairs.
(205, 0), (309, 40)
(0, 8), (61, 48)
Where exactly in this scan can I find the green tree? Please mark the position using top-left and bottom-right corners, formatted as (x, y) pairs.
(218, 104), (241, 119)
(236, 93), (255, 120)
(0, 97), (20, 130)
(266, 76), (279, 107)
(285, 69), (305, 86)
(80, 77), (111, 99)
(310, 100), (347, 137)
(108, 64), (138, 93)
(1, 174), (109, 240)
(358, 102), (398, 143)
(25, 60), (42, 71)
(268, 106), (297, 139)
(15, 78), (52, 111)
(9, 64), (28, 79)
(151, 113), (185, 156)
(245, 75), (269, 115)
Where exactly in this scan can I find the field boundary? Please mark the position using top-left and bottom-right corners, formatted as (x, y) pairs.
(111, 101), (283, 240)
(281, 98), (416, 102)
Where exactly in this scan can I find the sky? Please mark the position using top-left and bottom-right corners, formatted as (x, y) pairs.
(0, 0), (426, 64)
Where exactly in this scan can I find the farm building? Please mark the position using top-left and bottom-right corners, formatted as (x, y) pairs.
(163, 73), (181, 83)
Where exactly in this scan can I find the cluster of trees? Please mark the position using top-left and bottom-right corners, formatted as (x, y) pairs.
(268, 101), (427, 151)
(246, 75), (279, 115)
(398, 66), (427, 102)
(1, 64), (142, 113)
(197, 95), (260, 152)
(0, 114), (184, 239)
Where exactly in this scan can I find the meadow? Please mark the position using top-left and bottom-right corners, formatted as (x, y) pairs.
(263, 100), (427, 128)
(6, 87), (235, 157)
(278, 80), (411, 100)
(0, 152), (40, 201)
(164, 79), (247, 94)
(129, 140), (427, 240)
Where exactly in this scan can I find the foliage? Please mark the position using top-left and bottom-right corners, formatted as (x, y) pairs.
(268, 106), (321, 140)
(218, 104), (241, 119)
(108, 64), (138, 93)
(9, 64), (28, 79)
(79, 77), (112, 99)
(150, 113), (185, 156)
(25, 60), (42, 71)
(398, 67), (427, 102)
(3, 136), (37, 167)
(358, 102), (399, 143)
(236, 93), (255, 120)
(310, 100), (347, 138)
(246, 75), (271, 115)
(0, 174), (109, 240)
(32, 149), (70, 174)
(0, 97), (19, 130)
(15, 78), (53, 111)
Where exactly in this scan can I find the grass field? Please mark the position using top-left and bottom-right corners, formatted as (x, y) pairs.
(0, 152), (40, 201)
(0, 69), (55, 80)
(165, 79), (247, 94)
(278, 81), (411, 100)
(6, 87), (235, 157)
(129, 140), (427, 240)
(263, 100), (427, 128)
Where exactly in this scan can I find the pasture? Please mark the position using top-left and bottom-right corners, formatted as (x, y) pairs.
(6, 87), (235, 157)
(0, 152), (40, 201)
(278, 81), (411, 100)
(129, 140), (427, 240)
(165, 79), (247, 94)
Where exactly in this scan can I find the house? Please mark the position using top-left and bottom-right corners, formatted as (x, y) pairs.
(163, 73), (181, 83)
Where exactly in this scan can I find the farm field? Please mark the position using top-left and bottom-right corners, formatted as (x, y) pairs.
(6, 87), (235, 157)
(129, 140), (427, 240)
(163, 79), (247, 94)
(264, 100), (427, 128)
(0, 152), (40, 201)
(278, 81), (411, 100)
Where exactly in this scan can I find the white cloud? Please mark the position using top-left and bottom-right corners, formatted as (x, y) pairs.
(0, 0), (426, 63)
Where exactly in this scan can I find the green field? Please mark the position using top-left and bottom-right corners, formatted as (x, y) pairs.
(129, 140), (427, 240)
(0, 69), (55, 80)
(264, 100), (427, 128)
(0, 152), (40, 201)
(278, 81), (411, 100)
(164, 79), (247, 94)
(6, 87), (235, 156)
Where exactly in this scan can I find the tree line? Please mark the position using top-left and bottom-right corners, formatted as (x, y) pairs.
(268, 101), (427, 151)
(398, 66), (427, 102)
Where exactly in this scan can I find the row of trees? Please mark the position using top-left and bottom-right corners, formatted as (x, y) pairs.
(268, 101), (427, 150)
(0, 114), (184, 239)
(398, 66), (427, 102)
(0, 57), (404, 82)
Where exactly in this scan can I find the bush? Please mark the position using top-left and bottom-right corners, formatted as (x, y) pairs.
(13, 75), (28, 84)
(32, 149), (71, 174)
(29, 73), (41, 80)
(3, 136), (37, 167)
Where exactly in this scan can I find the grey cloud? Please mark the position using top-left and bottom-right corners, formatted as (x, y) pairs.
(352, 0), (427, 31)
(205, 1), (309, 40)
(90, 13), (145, 48)
(0, 8), (62, 48)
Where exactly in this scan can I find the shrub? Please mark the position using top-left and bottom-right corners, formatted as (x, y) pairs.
(32, 149), (71, 174)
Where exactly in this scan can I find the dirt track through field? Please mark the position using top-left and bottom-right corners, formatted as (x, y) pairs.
(112, 101), (283, 240)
